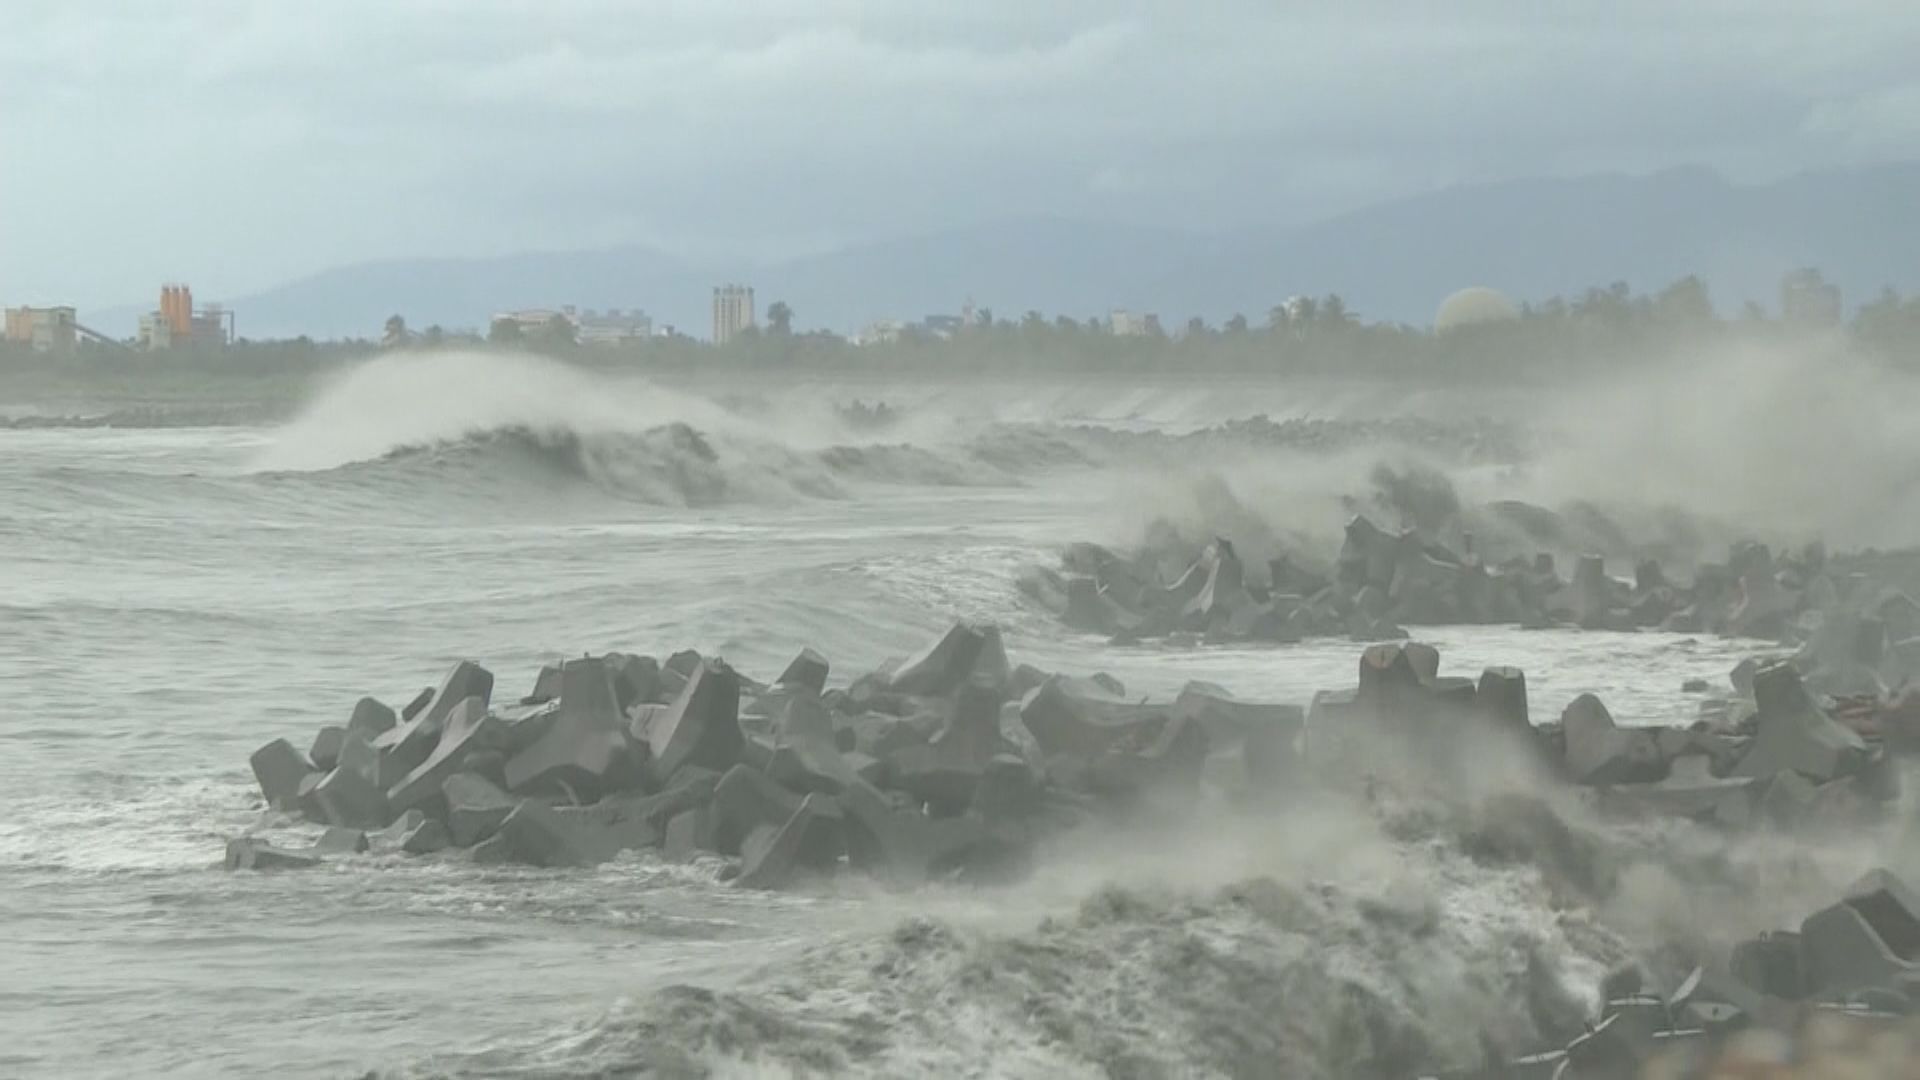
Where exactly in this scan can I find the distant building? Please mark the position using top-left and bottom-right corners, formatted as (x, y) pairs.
(712, 284), (756, 345)
(4, 306), (78, 352)
(1780, 269), (1841, 326)
(856, 320), (906, 346)
(575, 308), (653, 347)
(139, 284), (232, 349)
(493, 308), (568, 330)
(1435, 286), (1520, 332)
(1109, 309), (1160, 337)
(919, 314), (966, 339)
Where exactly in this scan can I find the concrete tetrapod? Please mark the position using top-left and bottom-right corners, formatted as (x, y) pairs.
(646, 659), (744, 784)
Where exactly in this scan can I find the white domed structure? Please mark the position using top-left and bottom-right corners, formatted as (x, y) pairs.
(1435, 287), (1520, 332)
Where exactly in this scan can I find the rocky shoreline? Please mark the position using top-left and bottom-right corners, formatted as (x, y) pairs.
(233, 594), (1920, 1077)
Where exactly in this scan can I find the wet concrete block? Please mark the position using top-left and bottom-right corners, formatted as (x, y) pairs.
(1019, 676), (1161, 759)
(1730, 931), (1806, 999)
(887, 675), (1009, 811)
(504, 657), (639, 801)
(739, 733), (776, 772)
(1801, 869), (1920, 997)
(295, 772), (326, 822)
(1006, 663), (1051, 701)
(1756, 769), (1819, 828)
(710, 764), (803, 856)
(1562, 694), (1665, 785)
(970, 753), (1039, 821)
(312, 763), (392, 829)
(735, 794), (846, 890)
(1732, 662), (1869, 783)
(492, 699), (559, 755)
(309, 726), (347, 772)
(1564, 554), (1617, 630)
(369, 808), (423, 851)
(348, 697), (398, 739)
(888, 622), (1007, 697)
(373, 661), (496, 776)
(765, 693), (863, 795)
(1181, 539), (1250, 628)
(442, 772), (517, 847)
(777, 647), (831, 696)
(312, 826), (369, 855)
(1356, 641), (1431, 710)
(606, 653), (662, 711)
(467, 832), (514, 865)
(224, 837), (321, 871)
(1614, 756), (1757, 822)
(1174, 683), (1303, 752)
(400, 816), (449, 854)
(549, 796), (664, 860)
(1474, 667), (1530, 735)
(335, 728), (399, 792)
(625, 701), (667, 743)
(663, 806), (714, 862)
(624, 765), (721, 832)
(885, 743), (978, 813)
(524, 663), (564, 706)
(847, 751), (886, 787)
(1086, 714), (1209, 804)
(250, 738), (314, 812)
(767, 741), (862, 803)
(489, 801), (592, 867)
(399, 686), (433, 723)
(839, 777), (988, 884)
(388, 697), (504, 815)
(934, 675), (1006, 765)
(1337, 514), (1401, 592)
(1303, 687), (1365, 764)
(839, 710), (933, 759)
(646, 660), (744, 784)
(462, 748), (509, 790)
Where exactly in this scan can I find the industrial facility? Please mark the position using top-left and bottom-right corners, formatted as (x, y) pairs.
(4, 304), (122, 353)
(4, 306), (78, 352)
(138, 284), (233, 350)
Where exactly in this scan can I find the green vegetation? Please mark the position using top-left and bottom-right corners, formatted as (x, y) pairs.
(6, 274), (1920, 405)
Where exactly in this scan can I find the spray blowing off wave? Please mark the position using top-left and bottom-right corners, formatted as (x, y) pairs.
(382, 796), (1632, 1080)
(1099, 342), (1920, 572)
(251, 351), (767, 474)
(248, 351), (1026, 504)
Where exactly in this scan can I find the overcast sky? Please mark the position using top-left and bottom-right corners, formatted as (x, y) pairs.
(3, 1), (1916, 307)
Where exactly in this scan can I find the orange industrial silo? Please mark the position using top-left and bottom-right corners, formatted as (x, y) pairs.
(161, 284), (194, 338)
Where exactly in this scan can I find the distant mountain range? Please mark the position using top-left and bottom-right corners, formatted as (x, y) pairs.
(89, 162), (1920, 340)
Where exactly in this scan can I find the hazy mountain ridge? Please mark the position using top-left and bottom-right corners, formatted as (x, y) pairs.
(102, 162), (1920, 340)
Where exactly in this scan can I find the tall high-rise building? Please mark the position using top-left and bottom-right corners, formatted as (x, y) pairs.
(1780, 268), (1842, 327)
(712, 284), (756, 345)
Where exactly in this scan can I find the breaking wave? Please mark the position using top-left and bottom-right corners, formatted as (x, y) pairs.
(246, 352), (1032, 504)
(244, 352), (1530, 508)
(369, 787), (1666, 1080)
(341, 422), (1016, 506)
(372, 759), (1912, 1080)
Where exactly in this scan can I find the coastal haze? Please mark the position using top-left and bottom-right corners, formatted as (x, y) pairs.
(8, 5), (1920, 1080)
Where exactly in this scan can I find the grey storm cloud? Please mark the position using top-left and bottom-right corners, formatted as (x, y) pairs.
(2, 0), (1916, 304)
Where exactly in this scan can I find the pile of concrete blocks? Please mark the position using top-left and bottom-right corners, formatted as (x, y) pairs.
(1023, 522), (1852, 649)
(1424, 870), (1920, 1078)
(229, 621), (1308, 890)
